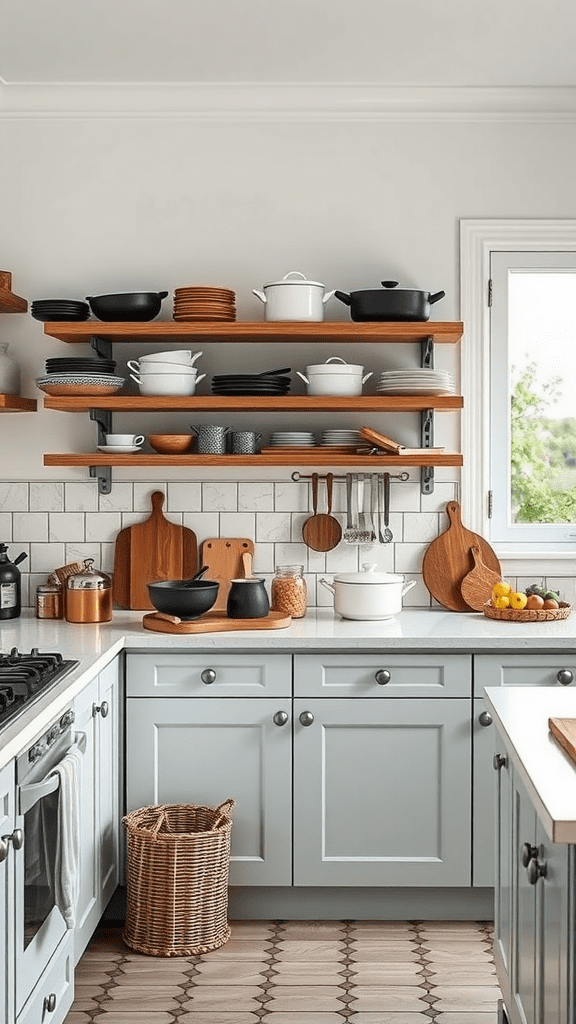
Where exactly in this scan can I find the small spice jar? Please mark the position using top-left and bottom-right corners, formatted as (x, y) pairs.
(35, 582), (63, 619)
(271, 564), (307, 618)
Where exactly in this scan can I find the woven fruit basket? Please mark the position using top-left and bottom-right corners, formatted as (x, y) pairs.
(483, 601), (572, 622)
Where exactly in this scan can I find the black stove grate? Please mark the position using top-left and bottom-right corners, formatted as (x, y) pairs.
(0, 648), (79, 731)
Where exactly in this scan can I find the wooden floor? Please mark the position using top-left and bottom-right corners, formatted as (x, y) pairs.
(65, 919), (501, 1023)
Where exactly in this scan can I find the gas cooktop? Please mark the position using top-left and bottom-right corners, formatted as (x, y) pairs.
(0, 647), (79, 731)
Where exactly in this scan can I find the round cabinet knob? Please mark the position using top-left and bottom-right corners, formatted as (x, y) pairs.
(0, 829), (23, 858)
(557, 669), (574, 686)
(479, 711), (493, 727)
(521, 841), (538, 867)
(0, 839), (7, 864)
(43, 993), (57, 1013)
(299, 711), (315, 727)
(273, 711), (289, 727)
(201, 668), (216, 685)
(493, 753), (508, 771)
(93, 701), (109, 718)
(528, 857), (547, 885)
(375, 669), (391, 686)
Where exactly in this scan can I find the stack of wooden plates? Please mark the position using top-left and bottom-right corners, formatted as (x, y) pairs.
(173, 286), (236, 322)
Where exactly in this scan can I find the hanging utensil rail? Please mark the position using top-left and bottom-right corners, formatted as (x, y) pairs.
(291, 471), (409, 482)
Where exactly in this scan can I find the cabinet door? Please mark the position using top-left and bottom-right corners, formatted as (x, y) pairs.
(473, 696), (499, 886)
(0, 760), (15, 1024)
(511, 770), (537, 1024)
(295, 653), (471, 698)
(97, 659), (120, 911)
(72, 675), (98, 964)
(537, 818), (571, 1024)
(474, 655), (576, 696)
(293, 698), (471, 887)
(126, 653), (291, 697)
(493, 745), (513, 1015)
(126, 697), (292, 886)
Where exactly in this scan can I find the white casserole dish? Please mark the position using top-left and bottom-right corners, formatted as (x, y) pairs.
(252, 271), (335, 322)
(296, 357), (372, 396)
(320, 563), (416, 620)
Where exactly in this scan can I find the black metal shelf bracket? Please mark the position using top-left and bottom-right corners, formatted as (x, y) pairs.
(419, 337), (435, 494)
(90, 408), (113, 494)
(89, 465), (112, 495)
(421, 336), (434, 369)
(90, 336), (113, 361)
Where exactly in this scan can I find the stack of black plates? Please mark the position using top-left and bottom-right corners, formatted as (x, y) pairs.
(45, 357), (117, 375)
(31, 299), (91, 322)
(211, 369), (291, 396)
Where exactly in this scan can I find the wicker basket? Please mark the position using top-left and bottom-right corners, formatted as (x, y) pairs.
(483, 601), (572, 623)
(122, 799), (235, 956)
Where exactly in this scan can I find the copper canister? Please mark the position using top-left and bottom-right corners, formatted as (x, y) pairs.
(64, 558), (113, 623)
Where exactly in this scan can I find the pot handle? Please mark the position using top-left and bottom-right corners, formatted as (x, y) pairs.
(126, 359), (140, 374)
(334, 290), (351, 306)
(158, 291), (169, 300)
(296, 371), (310, 385)
(194, 373), (206, 384)
(189, 350), (203, 366)
(129, 372), (142, 385)
(401, 580), (417, 597)
(323, 289), (336, 304)
(325, 357), (348, 365)
(283, 271), (308, 281)
(252, 289), (267, 304)
(361, 371), (373, 384)
(429, 290), (446, 304)
(319, 578), (335, 596)
(381, 281), (399, 289)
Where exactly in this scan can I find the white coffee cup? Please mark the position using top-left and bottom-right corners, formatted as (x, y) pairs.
(105, 434), (145, 446)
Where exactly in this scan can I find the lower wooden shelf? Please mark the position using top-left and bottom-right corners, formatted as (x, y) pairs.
(0, 394), (37, 412)
(44, 452), (463, 468)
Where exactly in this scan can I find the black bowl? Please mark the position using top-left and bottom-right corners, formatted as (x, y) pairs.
(86, 291), (169, 322)
(147, 579), (219, 620)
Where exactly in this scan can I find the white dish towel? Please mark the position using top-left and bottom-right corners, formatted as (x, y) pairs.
(50, 741), (83, 929)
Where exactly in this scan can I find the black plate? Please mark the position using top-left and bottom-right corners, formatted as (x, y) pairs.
(32, 312), (92, 322)
(211, 388), (291, 396)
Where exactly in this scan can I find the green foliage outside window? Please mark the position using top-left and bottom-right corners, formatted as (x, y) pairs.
(511, 362), (576, 523)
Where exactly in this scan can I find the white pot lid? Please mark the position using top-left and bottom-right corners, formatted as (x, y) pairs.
(306, 360), (364, 375)
(263, 271), (325, 289)
(332, 564), (405, 585)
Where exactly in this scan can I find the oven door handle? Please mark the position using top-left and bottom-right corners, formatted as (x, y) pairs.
(19, 731), (87, 816)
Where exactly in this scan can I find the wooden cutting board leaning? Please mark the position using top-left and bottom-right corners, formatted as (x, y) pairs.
(549, 718), (576, 767)
(421, 500), (501, 612)
(200, 537), (255, 613)
(113, 490), (198, 610)
(460, 543), (503, 611)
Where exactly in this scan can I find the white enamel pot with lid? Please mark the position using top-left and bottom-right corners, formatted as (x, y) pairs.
(319, 563), (417, 620)
(296, 357), (373, 396)
(252, 271), (335, 321)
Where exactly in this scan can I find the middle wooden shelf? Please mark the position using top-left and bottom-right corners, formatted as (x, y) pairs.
(42, 394), (463, 412)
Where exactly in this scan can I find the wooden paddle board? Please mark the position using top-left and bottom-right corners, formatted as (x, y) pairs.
(142, 609), (291, 634)
(549, 718), (576, 767)
(421, 501), (501, 612)
(460, 543), (503, 611)
(200, 537), (255, 613)
(113, 490), (198, 610)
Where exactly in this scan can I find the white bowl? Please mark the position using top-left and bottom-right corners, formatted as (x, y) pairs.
(130, 372), (205, 396)
(139, 350), (202, 365)
(129, 361), (199, 375)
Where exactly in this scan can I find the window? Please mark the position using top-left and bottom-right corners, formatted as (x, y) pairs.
(460, 220), (576, 566)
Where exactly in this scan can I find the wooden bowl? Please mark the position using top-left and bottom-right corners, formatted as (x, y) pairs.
(147, 433), (192, 454)
(483, 601), (572, 622)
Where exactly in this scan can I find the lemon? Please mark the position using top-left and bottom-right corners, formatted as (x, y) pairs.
(493, 595), (510, 608)
(509, 591), (528, 610)
(492, 581), (512, 598)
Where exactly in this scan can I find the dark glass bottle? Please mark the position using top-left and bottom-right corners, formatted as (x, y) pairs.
(0, 543), (27, 619)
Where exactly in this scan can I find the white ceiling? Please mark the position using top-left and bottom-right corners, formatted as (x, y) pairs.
(1, 0), (575, 86)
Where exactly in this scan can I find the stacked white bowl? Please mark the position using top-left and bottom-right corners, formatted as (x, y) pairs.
(128, 350), (205, 396)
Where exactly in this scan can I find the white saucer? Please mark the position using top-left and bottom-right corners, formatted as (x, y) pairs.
(97, 445), (142, 454)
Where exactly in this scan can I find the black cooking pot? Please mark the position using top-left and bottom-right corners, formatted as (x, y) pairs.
(86, 291), (169, 322)
(147, 578), (219, 620)
(334, 281), (445, 322)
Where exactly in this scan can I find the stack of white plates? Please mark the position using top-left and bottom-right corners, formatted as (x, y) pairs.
(268, 431), (316, 446)
(320, 430), (361, 446)
(376, 369), (455, 395)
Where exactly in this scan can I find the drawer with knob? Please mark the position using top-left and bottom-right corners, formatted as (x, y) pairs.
(126, 653), (291, 697)
(294, 654), (471, 698)
(473, 654), (576, 697)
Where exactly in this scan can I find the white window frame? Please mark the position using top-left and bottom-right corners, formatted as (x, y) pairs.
(460, 219), (576, 575)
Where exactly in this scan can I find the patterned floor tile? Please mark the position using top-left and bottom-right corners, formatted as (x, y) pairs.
(347, 1015), (434, 1023)
(273, 940), (346, 961)
(350, 964), (424, 985)
(425, 965), (498, 986)
(349, 987), (429, 1011)
(178, 1016), (260, 1024)
(192, 961), (268, 985)
(269, 961), (346, 982)
(421, 948), (493, 964)
(229, 920), (277, 938)
(95, 1015), (175, 1023)
(349, 946), (420, 963)
(200, 940), (272, 960)
(101, 985), (184, 1010)
(263, 985), (346, 1011)
(431, 986), (500, 1011)
(433, 1015), (499, 1024)
(180, 985), (264, 1011)
(260, 1015), (348, 1024)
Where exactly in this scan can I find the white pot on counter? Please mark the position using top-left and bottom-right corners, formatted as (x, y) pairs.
(252, 271), (335, 321)
(296, 357), (373, 396)
(320, 563), (417, 620)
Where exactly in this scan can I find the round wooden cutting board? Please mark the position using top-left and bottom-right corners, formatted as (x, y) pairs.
(422, 501), (501, 612)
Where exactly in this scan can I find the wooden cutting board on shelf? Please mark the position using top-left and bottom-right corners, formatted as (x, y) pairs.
(113, 490), (198, 610)
(549, 718), (576, 766)
(142, 609), (291, 634)
(200, 537), (255, 613)
(422, 501), (501, 612)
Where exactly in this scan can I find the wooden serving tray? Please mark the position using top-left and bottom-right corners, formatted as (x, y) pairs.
(142, 609), (292, 634)
(549, 718), (576, 766)
(483, 601), (572, 622)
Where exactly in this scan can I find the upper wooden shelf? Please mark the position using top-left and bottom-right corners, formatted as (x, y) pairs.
(44, 452), (463, 469)
(42, 320), (464, 344)
(0, 272), (27, 314)
(0, 394), (37, 412)
(43, 394), (463, 413)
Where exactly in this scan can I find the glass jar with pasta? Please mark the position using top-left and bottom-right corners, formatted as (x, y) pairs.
(271, 564), (307, 618)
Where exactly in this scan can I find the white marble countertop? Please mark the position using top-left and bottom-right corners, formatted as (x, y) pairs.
(484, 686), (576, 844)
(1, 606), (575, 768)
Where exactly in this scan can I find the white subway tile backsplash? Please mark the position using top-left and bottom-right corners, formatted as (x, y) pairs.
(420, 481), (458, 512)
(403, 512), (440, 543)
(390, 481), (420, 512)
(325, 544), (359, 573)
(0, 513), (12, 542)
(30, 482), (64, 513)
(253, 543), (275, 574)
(85, 512), (123, 543)
(64, 542), (101, 567)
(256, 512), (292, 543)
(101, 542), (115, 574)
(65, 482), (98, 512)
(13, 513), (48, 543)
(30, 542), (64, 573)
(402, 575), (431, 607)
(238, 482), (274, 512)
(202, 482), (237, 512)
(274, 541), (309, 568)
(167, 482), (201, 512)
(133, 484), (165, 511)
(99, 483), (133, 513)
(182, 512), (220, 542)
(0, 482), (28, 512)
(306, 547), (327, 574)
(219, 512), (255, 538)
(274, 481), (308, 512)
(394, 542), (430, 574)
(49, 513), (85, 543)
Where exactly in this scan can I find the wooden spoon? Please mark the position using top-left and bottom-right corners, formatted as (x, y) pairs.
(302, 472), (342, 552)
(460, 543), (502, 611)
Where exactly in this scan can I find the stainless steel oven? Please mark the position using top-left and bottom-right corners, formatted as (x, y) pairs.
(15, 708), (86, 1015)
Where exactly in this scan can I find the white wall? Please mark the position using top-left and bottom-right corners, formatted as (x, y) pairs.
(1, 114), (575, 480)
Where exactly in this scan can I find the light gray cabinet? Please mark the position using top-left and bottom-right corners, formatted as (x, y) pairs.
(474, 654), (576, 888)
(493, 742), (574, 1024)
(73, 658), (120, 962)
(0, 760), (16, 1024)
(293, 696), (472, 886)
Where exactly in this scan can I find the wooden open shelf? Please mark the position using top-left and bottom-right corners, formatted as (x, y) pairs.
(42, 320), (464, 344)
(44, 452), (464, 469)
(0, 272), (27, 314)
(43, 394), (463, 413)
(0, 394), (37, 412)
